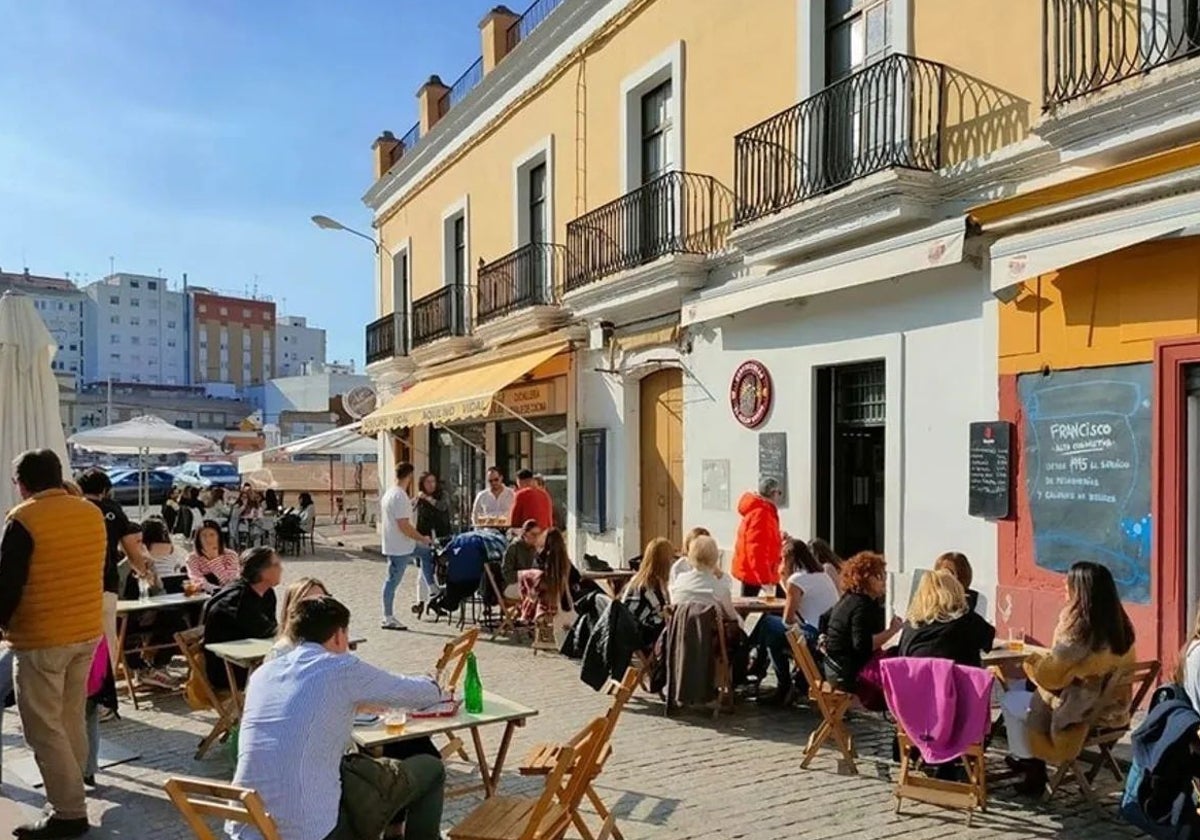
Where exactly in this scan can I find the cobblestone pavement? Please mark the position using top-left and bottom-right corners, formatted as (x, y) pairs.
(1, 541), (1145, 839)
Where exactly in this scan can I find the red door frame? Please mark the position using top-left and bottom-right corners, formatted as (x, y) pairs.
(1153, 336), (1200, 664)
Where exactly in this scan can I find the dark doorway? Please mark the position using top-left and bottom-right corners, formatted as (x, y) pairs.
(815, 360), (886, 559)
(428, 424), (487, 534)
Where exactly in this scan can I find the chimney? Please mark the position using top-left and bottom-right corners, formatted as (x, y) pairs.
(417, 75), (451, 135)
(372, 131), (400, 180)
(480, 6), (521, 74)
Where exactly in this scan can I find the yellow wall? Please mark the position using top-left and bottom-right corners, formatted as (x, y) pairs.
(377, 0), (797, 312)
(999, 238), (1200, 375)
(912, 0), (1041, 166)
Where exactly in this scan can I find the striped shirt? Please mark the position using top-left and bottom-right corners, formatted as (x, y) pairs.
(185, 550), (240, 590)
(227, 643), (443, 840)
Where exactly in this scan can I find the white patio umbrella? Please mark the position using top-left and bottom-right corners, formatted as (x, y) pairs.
(69, 414), (221, 514)
(0, 291), (70, 519)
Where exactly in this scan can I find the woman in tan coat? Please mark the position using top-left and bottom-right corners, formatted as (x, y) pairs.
(1000, 561), (1136, 794)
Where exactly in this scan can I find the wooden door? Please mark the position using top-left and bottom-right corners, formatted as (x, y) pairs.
(639, 369), (683, 551)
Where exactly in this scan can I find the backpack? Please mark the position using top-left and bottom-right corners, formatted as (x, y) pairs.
(1120, 686), (1200, 839)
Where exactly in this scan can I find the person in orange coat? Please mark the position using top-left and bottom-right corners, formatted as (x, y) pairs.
(731, 478), (784, 596)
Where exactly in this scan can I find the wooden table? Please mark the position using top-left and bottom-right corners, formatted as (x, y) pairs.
(582, 569), (635, 598)
(732, 596), (786, 616)
(207, 636), (367, 716)
(353, 691), (537, 799)
(115, 592), (209, 708)
(982, 642), (1049, 667)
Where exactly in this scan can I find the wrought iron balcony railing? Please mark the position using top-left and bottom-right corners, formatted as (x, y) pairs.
(505, 0), (566, 51)
(477, 243), (565, 324)
(365, 313), (405, 365)
(1044, 0), (1200, 108)
(734, 53), (945, 227)
(411, 285), (470, 348)
(564, 171), (729, 292)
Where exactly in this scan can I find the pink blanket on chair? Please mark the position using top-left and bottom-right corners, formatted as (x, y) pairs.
(879, 656), (993, 765)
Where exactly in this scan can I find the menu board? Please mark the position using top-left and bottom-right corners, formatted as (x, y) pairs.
(968, 421), (1012, 519)
(1018, 363), (1152, 603)
(758, 432), (788, 508)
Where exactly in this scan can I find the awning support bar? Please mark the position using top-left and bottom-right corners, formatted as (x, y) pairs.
(492, 401), (569, 452)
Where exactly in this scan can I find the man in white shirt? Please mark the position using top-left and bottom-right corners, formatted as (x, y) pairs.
(471, 467), (515, 526)
(228, 596), (448, 840)
(380, 463), (433, 630)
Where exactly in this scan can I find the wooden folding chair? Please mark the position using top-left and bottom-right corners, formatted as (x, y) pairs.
(712, 619), (736, 719)
(786, 627), (857, 773)
(434, 628), (479, 762)
(174, 628), (239, 760)
(484, 564), (525, 641)
(532, 613), (558, 655)
(519, 667), (639, 840)
(164, 777), (282, 840)
(1046, 660), (1161, 802)
(450, 717), (606, 840)
(893, 729), (988, 825)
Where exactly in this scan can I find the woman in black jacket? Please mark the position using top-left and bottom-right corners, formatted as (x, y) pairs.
(897, 569), (995, 668)
(412, 472), (452, 617)
(822, 551), (901, 710)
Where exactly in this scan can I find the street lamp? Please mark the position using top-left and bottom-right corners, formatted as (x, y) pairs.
(310, 214), (378, 251)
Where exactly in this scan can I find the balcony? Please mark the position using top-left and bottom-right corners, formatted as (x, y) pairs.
(735, 54), (945, 228)
(411, 285), (474, 366)
(1045, 0), (1200, 108)
(475, 243), (570, 346)
(365, 313), (405, 365)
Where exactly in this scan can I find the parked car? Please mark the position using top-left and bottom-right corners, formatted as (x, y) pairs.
(108, 469), (175, 505)
(175, 461), (242, 491)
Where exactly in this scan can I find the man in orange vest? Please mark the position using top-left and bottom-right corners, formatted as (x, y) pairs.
(0, 449), (106, 839)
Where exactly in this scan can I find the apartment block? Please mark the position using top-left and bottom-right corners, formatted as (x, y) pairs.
(0, 269), (86, 376)
(274, 314), (327, 378)
(190, 289), (275, 388)
(82, 273), (187, 385)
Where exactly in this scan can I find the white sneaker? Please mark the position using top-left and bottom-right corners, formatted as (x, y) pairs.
(380, 617), (408, 631)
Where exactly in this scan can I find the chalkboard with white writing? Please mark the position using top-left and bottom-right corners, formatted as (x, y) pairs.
(1018, 363), (1152, 603)
(758, 432), (788, 508)
(968, 421), (1012, 519)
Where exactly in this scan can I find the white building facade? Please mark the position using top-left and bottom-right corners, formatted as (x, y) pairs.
(0, 271), (86, 377)
(83, 273), (187, 386)
(274, 315), (327, 378)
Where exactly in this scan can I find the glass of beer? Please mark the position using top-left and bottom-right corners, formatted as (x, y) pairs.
(1006, 626), (1025, 652)
(384, 709), (407, 735)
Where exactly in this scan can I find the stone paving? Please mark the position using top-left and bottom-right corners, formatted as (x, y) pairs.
(0, 537), (1146, 839)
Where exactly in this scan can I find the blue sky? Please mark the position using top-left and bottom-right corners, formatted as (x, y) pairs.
(0, 0), (497, 366)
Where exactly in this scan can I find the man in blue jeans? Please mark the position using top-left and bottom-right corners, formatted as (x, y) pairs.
(380, 463), (433, 631)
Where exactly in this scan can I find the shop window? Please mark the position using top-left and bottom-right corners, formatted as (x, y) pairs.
(577, 428), (607, 534)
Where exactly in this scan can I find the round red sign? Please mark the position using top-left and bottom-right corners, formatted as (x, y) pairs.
(730, 360), (772, 429)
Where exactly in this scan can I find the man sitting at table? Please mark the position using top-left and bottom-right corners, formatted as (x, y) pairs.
(471, 467), (514, 527)
(229, 596), (447, 840)
(201, 546), (281, 691)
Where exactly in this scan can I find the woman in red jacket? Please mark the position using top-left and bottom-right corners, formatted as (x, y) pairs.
(731, 478), (784, 596)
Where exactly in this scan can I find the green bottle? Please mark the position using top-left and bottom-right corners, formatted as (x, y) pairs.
(463, 651), (484, 714)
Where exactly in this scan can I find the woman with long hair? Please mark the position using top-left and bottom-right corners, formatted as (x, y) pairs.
(749, 538), (841, 704)
(810, 538), (843, 593)
(267, 577), (329, 660)
(823, 551), (903, 710)
(185, 520), (240, 591)
(1000, 561), (1136, 794)
(539, 528), (574, 614)
(412, 472), (452, 618)
(623, 538), (675, 649)
(933, 551), (980, 613)
(897, 568), (994, 667)
(670, 526), (714, 582)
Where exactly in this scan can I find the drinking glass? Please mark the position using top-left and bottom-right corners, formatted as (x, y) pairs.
(384, 709), (407, 735)
(1007, 626), (1025, 653)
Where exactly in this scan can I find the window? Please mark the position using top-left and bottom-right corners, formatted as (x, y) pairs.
(130, 297), (140, 308)
(175, 419), (194, 429)
(577, 429), (608, 533)
(68, 344), (76, 351)
(825, 0), (893, 83)
(110, 315), (120, 325)
(109, 296), (120, 305)
(640, 80), (673, 183)
(69, 364), (77, 372)
(130, 336), (140, 346)
(219, 307), (228, 316)
(148, 357), (158, 366)
(56, 302), (63, 311)
(148, 337), (158, 347)
(167, 320), (176, 329)
(167, 339), (176, 348)
(198, 304), (207, 313)
(148, 280), (157, 290)
(528, 163), (547, 244)
(453, 216), (466, 285)
(242, 308), (251, 318)
(263, 311), (271, 321)
(130, 279), (140, 288)
(199, 333), (208, 346)
(110, 353), (120, 361)
(110, 335), (120, 344)
(149, 318), (157, 327)
(69, 303), (75, 312)
(130, 316), (140, 326)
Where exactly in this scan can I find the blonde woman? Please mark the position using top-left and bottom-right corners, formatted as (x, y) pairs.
(670, 526), (714, 582)
(266, 577), (329, 661)
(896, 569), (995, 668)
(669, 535), (740, 625)
(623, 538), (675, 649)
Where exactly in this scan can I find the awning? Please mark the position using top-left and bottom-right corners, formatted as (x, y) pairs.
(361, 344), (566, 433)
(236, 422), (376, 473)
(987, 188), (1200, 292)
(682, 217), (966, 326)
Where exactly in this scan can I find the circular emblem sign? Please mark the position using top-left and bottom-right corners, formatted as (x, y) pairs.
(730, 360), (773, 429)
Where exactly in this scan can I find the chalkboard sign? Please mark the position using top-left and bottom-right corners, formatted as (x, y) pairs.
(968, 421), (1012, 519)
(1019, 363), (1152, 604)
(758, 432), (788, 508)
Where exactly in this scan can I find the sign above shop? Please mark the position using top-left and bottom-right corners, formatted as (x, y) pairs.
(491, 378), (565, 419)
(730, 360), (773, 429)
